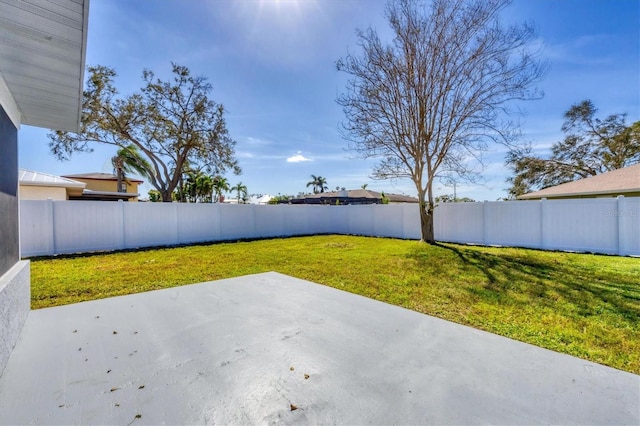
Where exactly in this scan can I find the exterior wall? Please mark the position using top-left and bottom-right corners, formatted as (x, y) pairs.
(0, 103), (30, 377)
(0, 261), (30, 377)
(80, 178), (139, 194)
(19, 185), (68, 201)
(19, 198), (640, 257)
(73, 178), (140, 202)
(0, 105), (19, 276)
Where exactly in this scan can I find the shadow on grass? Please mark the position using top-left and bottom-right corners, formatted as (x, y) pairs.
(409, 243), (640, 323)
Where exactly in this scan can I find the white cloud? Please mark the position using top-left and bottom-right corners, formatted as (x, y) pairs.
(245, 136), (272, 146)
(286, 153), (313, 163)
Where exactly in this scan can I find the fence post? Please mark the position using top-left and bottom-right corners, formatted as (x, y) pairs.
(118, 199), (126, 250)
(482, 201), (489, 245)
(47, 198), (55, 256)
(400, 203), (405, 240)
(617, 195), (624, 255)
(174, 203), (180, 245)
(540, 198), (546, 250)
(216, 203), (222, 241)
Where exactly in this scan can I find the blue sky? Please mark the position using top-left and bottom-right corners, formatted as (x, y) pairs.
(18, 0), (639, 201)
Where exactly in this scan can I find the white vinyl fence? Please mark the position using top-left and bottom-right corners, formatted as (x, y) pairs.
(434, 196), (639, 256)
(19, 200), (421, 257)
(19, 197), (640, 257)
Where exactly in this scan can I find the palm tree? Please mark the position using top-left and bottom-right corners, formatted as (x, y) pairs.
(111, 145), (152, 193)
(183, 170), (214, 202)
(306, 174), (328, 194)
(230, 181), (248, 204)
(212, 176), (230, 203)
(197, 174), (214, 203)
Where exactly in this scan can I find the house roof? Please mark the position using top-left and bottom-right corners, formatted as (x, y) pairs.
(0, 0), (89, 131)
(19, 169), (85, 189)
(250, 194), (272, 204)
(61, 172), (144, 183)
(302, 189), (418, 203)
(518, 163), (640, 199)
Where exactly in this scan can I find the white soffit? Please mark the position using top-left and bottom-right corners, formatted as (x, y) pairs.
(0, 0), (89, 132)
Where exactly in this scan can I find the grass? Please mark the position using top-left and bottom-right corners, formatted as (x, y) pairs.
(29, 235), (640, 374)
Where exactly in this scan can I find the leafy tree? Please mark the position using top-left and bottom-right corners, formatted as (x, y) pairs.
(230, 181), (248, 204)
(111, 144), (152, 193)
(507, 100), (640, 197)
(380, 191), (390, 204)
(361, 183), (369, 190)
(49, 63), (241, 202)
(306, 174), (328, 194)
(148, 190), (161, 202)
(435, 194), (475, 203)
(182, 170), (214, 203)
(336, 0), (546, 242)
(268, 195), (291, 204)
(212, 175), (230, 203)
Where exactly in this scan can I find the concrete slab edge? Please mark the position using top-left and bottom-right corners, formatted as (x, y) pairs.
(0, 260), (30, 378)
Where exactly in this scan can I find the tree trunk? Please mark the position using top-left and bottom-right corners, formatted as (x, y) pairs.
(419, 201), (435, 243)
(161, 190), (173, 202)
(116, 169), (124, 193)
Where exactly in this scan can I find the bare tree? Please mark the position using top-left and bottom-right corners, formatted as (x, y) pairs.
(337, 0), (546, 242)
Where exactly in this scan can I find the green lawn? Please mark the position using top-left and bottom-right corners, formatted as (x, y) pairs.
(29, 235), (640, 374)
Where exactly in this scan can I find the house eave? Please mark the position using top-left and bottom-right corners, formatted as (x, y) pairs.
(0, 0), (90, 132)
(518, 188), (640, 200)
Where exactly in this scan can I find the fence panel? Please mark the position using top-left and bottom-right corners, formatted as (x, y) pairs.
(176, 203), (220, 245)
(254, 205), (286, 238)
(325, 206), (349, 235)
(123, 202), (178, 249)
(348, 205), (375, 236)
(283, 205), (311, 236)
(19, 200), (54, 257)
(51, 201), (124, 254)
(434, 202), (483, 243)
(400, 203), (421, 239)
(373, 204), (405, 239)
(618, 197), (640, 256)
(218, 204), (256, 240)
(543, 198), (619, 254)
(484, 201), (542, 248)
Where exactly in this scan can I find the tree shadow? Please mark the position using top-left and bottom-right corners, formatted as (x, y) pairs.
(409, 243), (640, 322)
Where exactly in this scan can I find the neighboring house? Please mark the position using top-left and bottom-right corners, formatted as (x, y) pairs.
(290, 189), (419, 205)
(249, 194), (273, 205)
(518, 163), (640, 200)
(61, 172), (143, 202)
(18, 169), (85, 200)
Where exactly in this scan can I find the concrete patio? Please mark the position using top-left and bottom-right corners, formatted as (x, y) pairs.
(0, 272), (637, 425)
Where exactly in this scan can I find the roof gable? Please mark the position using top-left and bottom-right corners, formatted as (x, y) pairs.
(19, 169), (85, 189)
